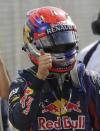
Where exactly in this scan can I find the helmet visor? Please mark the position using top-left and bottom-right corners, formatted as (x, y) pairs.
(39, 31), (78, 53)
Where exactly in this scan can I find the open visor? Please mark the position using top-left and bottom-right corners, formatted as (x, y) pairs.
(37, 31), (78, 53)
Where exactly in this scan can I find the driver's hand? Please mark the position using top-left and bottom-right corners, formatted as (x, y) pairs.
(36, 52), (52, 80)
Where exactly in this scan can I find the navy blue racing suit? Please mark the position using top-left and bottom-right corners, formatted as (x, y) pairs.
(9, 63), (100, 131)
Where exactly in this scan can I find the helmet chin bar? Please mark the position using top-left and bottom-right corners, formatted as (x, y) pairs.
(50, 61), (76, 73)
(22, 43), (76, 73)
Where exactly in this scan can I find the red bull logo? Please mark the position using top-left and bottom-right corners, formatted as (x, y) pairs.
(20, 87), (34, 115)
(42, 99), (81, 116)
(38, 116), (85, 130)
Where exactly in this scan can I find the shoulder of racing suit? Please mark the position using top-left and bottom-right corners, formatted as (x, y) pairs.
(83, 40), (100, 67)
(71, 61), (100, 130)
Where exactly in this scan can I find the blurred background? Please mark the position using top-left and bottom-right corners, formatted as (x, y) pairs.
(0, 0), (100, 80)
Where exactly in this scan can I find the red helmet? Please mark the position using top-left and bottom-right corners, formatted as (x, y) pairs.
(23, 6), (79, 73)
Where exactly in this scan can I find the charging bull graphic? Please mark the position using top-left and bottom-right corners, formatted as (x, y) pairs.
(42, 99), (81, 116)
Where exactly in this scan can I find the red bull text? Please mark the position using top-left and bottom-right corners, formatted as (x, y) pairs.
(38, 116), (85, 130)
